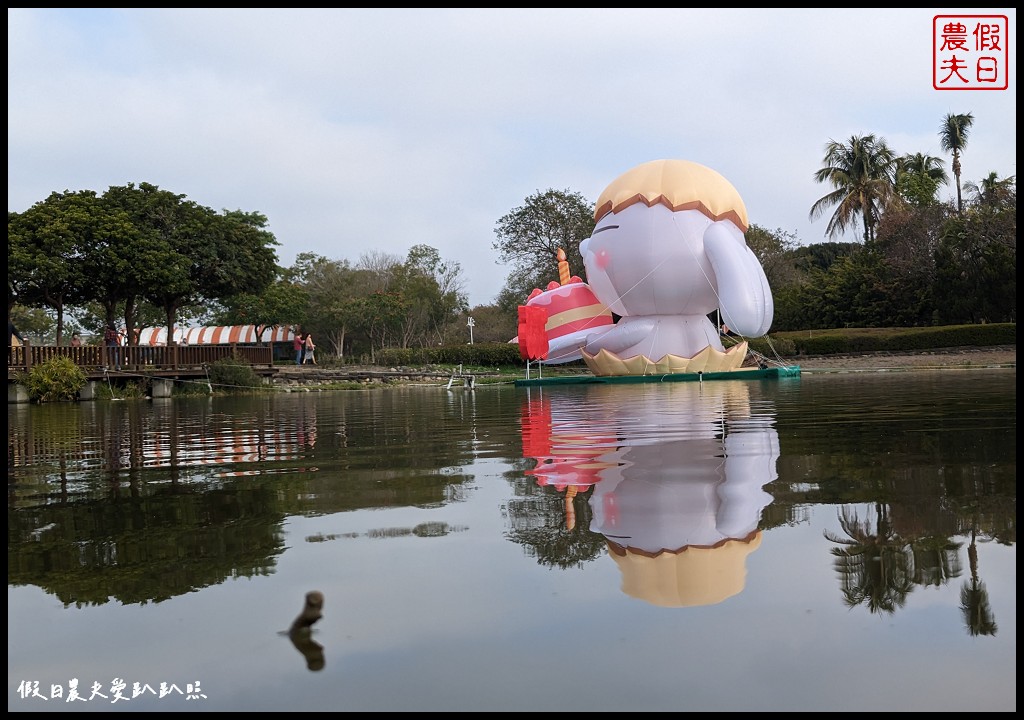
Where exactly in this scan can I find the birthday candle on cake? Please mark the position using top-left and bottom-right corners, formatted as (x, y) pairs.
(556, 248), (570, 285)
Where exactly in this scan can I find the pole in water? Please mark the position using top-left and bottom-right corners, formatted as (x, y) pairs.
(104, 368), (123, 400)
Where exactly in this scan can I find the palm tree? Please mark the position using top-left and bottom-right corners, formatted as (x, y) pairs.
(939, 112), (974, 215)
(964, 171), (1016, 209)
(810, 134), (899, 245)
(895, 152), (949, 207)
(897, 152), (949, 184)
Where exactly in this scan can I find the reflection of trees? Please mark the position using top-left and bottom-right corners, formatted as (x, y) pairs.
(504, 486), (605, 569)
(949, 468), (1006, 638)
(8, 484), (286, 607)
(9, 379), (1015, 621)
(825, 503), (915, 614)
(908, 535), (962, 587)
(8, 391), (485, 607)
(776, 376), (1013, 632)
(960, 526), (998, 637)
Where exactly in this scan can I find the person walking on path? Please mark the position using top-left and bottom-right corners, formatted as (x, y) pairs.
(293, 328), (305, 365)
(103, 323), (122, 370)
(303, 332), (317, 365)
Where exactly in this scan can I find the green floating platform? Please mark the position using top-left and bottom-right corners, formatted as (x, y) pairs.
(513, 365), (802, 387)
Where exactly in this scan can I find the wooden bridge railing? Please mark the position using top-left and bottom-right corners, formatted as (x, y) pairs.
(8, 342), (275, 374)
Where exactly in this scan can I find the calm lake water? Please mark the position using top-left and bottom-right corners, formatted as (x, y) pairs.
(7, 368), (1016, 712)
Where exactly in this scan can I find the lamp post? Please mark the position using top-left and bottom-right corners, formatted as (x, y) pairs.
(467, 316), (475, 344)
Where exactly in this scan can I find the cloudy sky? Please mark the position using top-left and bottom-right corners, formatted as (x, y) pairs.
(8, 8), (1016, 307)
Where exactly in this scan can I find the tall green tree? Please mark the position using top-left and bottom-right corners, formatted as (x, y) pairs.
(872, 201), (950, 325)
(7, 191), (98, 344)
(195, 209), (278, 303)
(7, 304), (54, 344)
(789, 241), (861, 273)
(298, 255), (363, 359)
(895, 152), (948, 207)
(395, 244), (468, 348)
(743, 224), (801, 290)
(104, 183), (278, 344)
(9, 211), (39, 337)
(355, 291), (407, 362)
(81, 190), (175, 344)
(217, 277), (310, 344)
(933, 184), (1016, 324)
(492, 189), (595, 309)
(964, 172), (1015, 209)
(104, 183), (204, 343)
(939, 112), (974, 215)
(810, 134), (900, 245)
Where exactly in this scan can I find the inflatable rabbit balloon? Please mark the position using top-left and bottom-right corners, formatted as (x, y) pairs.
(522, 159), (774, 377)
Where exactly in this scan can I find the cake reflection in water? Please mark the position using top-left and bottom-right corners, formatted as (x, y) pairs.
(520, 382), (779, 607)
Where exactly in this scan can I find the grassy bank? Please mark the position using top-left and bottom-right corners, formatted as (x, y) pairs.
(364, 322), (1015, 371)
(745, 323), (1015, 358)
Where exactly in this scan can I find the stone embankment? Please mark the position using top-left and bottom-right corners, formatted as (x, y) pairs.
(270, 346), (1016, 389)
(272, 365), (494, 388)
(794, 345), (1015, 372)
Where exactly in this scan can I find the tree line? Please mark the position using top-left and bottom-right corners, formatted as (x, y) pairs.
(787, 112), (1015, 328)
(8, 183), (471, 361)
(8, 112), (1016, 359)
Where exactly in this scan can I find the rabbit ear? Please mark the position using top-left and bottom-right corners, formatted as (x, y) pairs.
(705, 222), (773, 339)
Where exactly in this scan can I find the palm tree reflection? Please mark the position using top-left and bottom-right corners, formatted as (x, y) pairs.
(960, 526), (998, 637)
(825, 503), (915, 614)
(909, 535), (962, 588)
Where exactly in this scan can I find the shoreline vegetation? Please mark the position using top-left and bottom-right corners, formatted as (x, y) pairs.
(271, 345), (1016, 391)
(11, 338), (1015, 401)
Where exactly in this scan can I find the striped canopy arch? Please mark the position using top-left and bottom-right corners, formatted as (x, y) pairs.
(136, 325), (296, 346)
